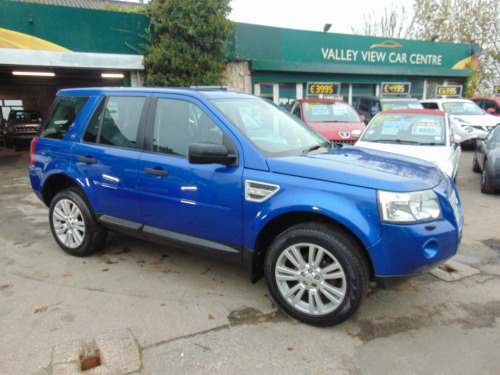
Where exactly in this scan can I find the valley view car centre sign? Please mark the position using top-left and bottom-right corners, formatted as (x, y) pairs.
(321, 46), (443, 66)
(229, 24), (475, 79)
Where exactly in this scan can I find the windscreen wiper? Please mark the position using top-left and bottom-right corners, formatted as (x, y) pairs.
(369, 139), (420, 144)
(302, 143), (331, 155)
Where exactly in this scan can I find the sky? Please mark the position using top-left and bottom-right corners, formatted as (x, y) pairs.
(125, 0), (415, 35)
(228, 0), (415, 34)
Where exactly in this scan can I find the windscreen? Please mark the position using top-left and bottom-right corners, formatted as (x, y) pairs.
(360, 113), (446, 146)
(442, 101), (484, 115)
(212, 98), (330, 157)
(303, 102), (361, 123)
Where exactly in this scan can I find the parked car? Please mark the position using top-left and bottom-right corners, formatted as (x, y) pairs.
(289, 99), (365, 144)
(470, 97), (500, 117)
(2, 109), (42, 149)
(472, 124), (500, 193)
(30, 87), (463, 327)
(420, 98), (500, 148)
(354, 109), (461, 180)
(355, 96), (423, 123)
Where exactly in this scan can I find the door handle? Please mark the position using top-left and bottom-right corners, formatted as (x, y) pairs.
(77, 156), (97, 164)
(144, 167), (169, 177)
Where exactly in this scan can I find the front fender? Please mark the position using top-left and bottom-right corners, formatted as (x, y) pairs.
(242, 171), (381, 251)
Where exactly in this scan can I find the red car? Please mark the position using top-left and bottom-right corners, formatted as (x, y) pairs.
(470, 97), (500, 117)
(289, 99), (366, 144)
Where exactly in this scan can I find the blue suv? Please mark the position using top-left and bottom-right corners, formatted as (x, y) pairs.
(29, 87), (463, 326)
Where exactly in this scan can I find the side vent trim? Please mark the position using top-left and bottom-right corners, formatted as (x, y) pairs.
(245, 180), (280, 202)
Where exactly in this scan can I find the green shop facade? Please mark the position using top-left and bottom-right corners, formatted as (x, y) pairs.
(0, 0), (476, 115)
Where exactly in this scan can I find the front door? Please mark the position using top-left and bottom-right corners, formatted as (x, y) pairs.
(138, 96), (244, 259)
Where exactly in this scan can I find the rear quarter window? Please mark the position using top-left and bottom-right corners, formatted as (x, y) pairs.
(41, 97), (90, 139)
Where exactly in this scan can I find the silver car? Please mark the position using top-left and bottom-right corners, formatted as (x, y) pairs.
(472, 124), (500, 193)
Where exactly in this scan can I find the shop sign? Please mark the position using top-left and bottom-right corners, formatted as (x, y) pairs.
(436, 85), (463, 98)
(320, 44), (443, 67)
(307, 82), (341, 96)
(381, 82), (411, 95)
(494, 85), (500, 95)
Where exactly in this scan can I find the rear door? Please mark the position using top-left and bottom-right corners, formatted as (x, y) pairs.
(138, 95), (244, 259)
(72, 94), (149, 223)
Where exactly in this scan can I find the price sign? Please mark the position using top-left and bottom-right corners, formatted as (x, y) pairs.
(381, 82), (411, 95)
(436, 85), (463, 98)
(307, 82), (340, 96)
(494, 85), (500, 95)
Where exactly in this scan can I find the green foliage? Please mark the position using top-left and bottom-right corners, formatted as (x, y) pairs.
(102, 5), (146, 14)
(410, 0), (500, 96)
(465, 62), (479, 98)
(143, 0), (234, 87)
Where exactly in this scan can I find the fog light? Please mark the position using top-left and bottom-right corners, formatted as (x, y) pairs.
(422, 239), (439, 259)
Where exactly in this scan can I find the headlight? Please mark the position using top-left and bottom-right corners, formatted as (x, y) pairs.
(377, 190), (442, 223)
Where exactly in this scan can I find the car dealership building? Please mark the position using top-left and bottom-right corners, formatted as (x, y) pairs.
(0, 0), (477, 116)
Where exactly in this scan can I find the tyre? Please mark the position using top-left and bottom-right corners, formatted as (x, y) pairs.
(49, 188), (107, 256)
(472, 152), (481, 173)
(264, 223), (369, 327)
(4, 137), (13, 149)
(480, 161), (497, 194)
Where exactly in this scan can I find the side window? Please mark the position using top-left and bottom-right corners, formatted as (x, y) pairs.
(153, 98), (224, 158)
(486, 100), (500, 114)
(358, 99), (369, 112)
(41, 96), (90, 139)
(291, 103), (302, 119)
(83, 96), (145, 149)
(422, 102), (439, 110)
(485, 128), (496, 143)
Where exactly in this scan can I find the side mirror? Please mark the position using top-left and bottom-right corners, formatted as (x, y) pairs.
(370, 106), (380, 116)
(453, 134), (463, 144)
(476, 133), (488, 141)
(360, 115), (366, 123)
(486, 108), (496, 115)
(351, 129), (362, 139)
(189, 143), (237, 165)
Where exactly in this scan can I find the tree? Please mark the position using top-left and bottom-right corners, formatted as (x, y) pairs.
(351, 2), (415, 39)
(352, 0), (500, 96)
(410, 0), (500, 96)
(143, 0), (233, 87)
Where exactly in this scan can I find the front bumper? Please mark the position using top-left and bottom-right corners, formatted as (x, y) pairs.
(368, 218), (460, 284)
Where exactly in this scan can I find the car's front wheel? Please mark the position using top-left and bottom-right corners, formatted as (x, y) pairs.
(481, 161), (497, 194)
(472, 152), (481, 173)
(49, 188), (107, 256)
(265, 223), (369, 327)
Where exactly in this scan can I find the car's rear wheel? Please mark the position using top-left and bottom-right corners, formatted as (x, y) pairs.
(49, 188), (107, 256)
(472, 152), (481, 173)
(264, 223), (369, 327)
(480, 161), (497, 194)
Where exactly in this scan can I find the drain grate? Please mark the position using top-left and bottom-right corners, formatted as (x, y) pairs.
(80, 346), (101, 371)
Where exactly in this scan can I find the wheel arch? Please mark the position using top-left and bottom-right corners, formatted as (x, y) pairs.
(249, 211), (375, 284)
(41, 173), (89, 207)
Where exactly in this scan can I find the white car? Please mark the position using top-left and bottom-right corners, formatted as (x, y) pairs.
(354, 109), (461, 180)
(420, 98), (500, 147)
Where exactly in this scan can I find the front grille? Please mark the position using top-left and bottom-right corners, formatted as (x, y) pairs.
(12, 125), (40, 133)
(333, 140), (356, 145)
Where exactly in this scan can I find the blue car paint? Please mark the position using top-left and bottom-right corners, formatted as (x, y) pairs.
(30, 87), (464, 283)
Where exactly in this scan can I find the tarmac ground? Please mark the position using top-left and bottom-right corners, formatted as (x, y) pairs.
(1, 146), (499, 375)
